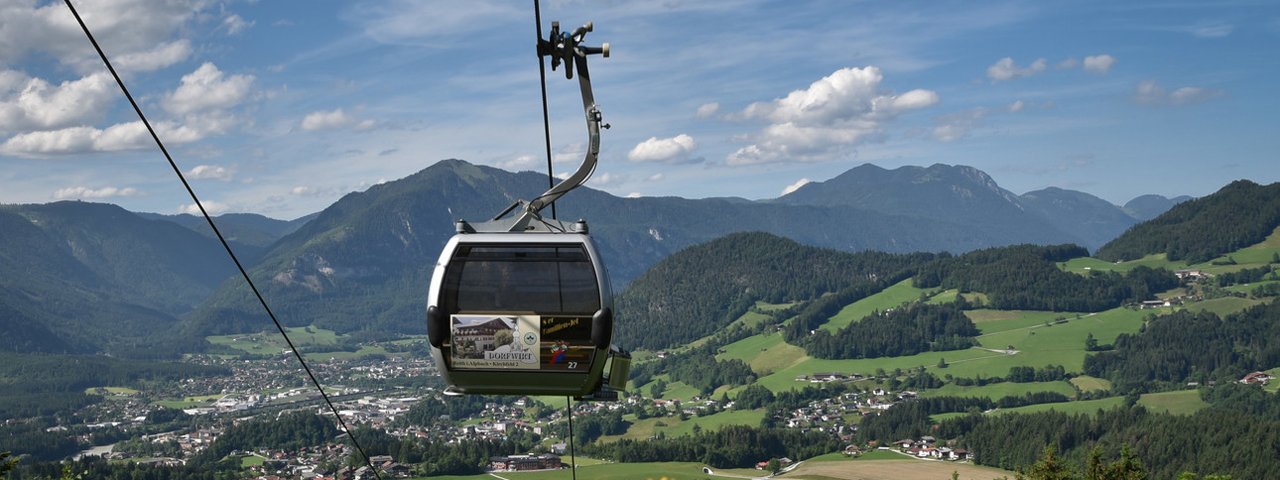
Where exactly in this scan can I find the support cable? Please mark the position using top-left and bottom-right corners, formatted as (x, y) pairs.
(534, 0), (558, 221)
(62, 1), (382, 478)
(565, 397), (578, 480)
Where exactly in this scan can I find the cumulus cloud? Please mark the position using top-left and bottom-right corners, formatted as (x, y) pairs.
(0, 116), (229, 156)
(727, 66), (936, 165)
(986, 57), (1046, 82)
(628, 134), (698, 163)
(53, 186), (139, 200)
(780, 178), (811, 196)
(695, 102), (720, 118)
(1008, 100), (1026, 112)
(1082, 54), (1116, 74)
(187, 164), (234, 181)
(1134, 80), (1223, 106)
(587, 172), (626, 188)
(165, 63), (254, 116)
(0, 0), (207, 74)
(0, 71), (114, 131)
(178, 200), (230, 215)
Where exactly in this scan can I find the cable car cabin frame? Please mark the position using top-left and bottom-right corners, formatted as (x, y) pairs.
(427, 224), (626, 399)
(426, 19), (628, 400)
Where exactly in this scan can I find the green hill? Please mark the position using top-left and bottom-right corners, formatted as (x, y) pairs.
(1096, 180), (1280, 263)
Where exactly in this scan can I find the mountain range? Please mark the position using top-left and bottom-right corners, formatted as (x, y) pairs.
(0, 160), (1197, 356)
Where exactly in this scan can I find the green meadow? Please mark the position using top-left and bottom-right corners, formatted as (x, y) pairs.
(818, 279), (926, 332)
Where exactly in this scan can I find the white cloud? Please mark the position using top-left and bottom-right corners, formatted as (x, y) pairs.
(178, 200), (230, 215)
(625, 192), (643, 198)
(628, 134), (698, 163)
(1134, 80), (1223, 106)
(187, 164), (234, 181)
(165, 63), (254, 116)
(0, 0), (207, 74)
(587, 172), (626, 188)
(300, 108), (352, 131)
(115, 39), (192, 72)
(0, 71), (114, 131)
(780, 178), (811, 196)
(695, 102), (720, 118)
(1082, 54), (1116, 74)
(0, 116), (228, 156)
(498, 154), (540, 171)
(1008, 100), (1026, 112)
(52, 186), (139, 200)
(223, 14), (253, 35)
(986, 57), (1046, 82)
(1057, 58), (1079, 69)
(646, 173), (664, 182)
(727, 66), (937, 165)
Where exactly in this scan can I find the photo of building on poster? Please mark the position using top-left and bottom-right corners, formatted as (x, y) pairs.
(451, 314), (540, 370)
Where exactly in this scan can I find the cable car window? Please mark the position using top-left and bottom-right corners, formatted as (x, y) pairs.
(442, 244), (601, 315)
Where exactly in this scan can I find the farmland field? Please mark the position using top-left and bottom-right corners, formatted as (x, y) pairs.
(921, 381), (1076, 400)
(599, 408), (767, 443)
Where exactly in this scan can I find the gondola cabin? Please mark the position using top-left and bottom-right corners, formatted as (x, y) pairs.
(426, 222), (626, 398)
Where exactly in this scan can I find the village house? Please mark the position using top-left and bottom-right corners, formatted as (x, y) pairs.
(1241, 371), (1273, 385)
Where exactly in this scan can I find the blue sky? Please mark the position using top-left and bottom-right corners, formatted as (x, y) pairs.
(1, 0), (1276, 219)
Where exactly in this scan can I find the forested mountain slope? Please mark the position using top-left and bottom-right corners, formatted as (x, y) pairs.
(614, 232), (937, 351)
(0, 203), (239, 356)
(1097, 180), (1280, 263)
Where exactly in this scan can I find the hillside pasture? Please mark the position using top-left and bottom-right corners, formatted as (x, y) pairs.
(1069, 376), (1112, 392)
(818, 279), (926, 332)
(206, 325), (339, 356)
(1182, 296), (1263, 317)
(717, 331), (808, 375)
(921, 381), (1076, 400)
(1138, 390), (1208, 415)
(783, 458), (1014, 480)
(597, 408), (766, 443)
(932, 396), (1127, 423)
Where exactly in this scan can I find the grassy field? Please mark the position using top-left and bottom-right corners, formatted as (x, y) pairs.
(1138, 390), (1208, 415)
(717, 331), (808, 376)
(819, 279), (926, 332)
(1069, 376), (1112, 392)
(206, 325), (340, 356)
(933, 396), (1127, 423)
(805, 449), (904, 462)
(921, 381), (1076, 400)
(84, 386), (140, 396)
(1181, 296), (1264, 317)
(154, 393), (224, 409)
(783, 458), (1014, 480)
(420, 462), (717, 480)
(600, 408), (766, 443)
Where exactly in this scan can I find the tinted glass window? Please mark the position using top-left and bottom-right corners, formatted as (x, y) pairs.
(443, 244), (600, 314)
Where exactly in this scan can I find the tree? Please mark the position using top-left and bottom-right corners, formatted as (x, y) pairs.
(766, 458), (781, 474)
(937, 357), (949, 369)
(1024, 445), (1073, 480)
(0, 451), (16, 476)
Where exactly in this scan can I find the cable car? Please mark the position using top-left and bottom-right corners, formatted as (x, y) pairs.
(426, 19), (629, 400)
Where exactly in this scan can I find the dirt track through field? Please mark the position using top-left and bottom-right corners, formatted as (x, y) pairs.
(784, 459), (1012, 480)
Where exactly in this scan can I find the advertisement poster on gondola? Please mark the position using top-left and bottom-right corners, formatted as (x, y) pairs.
(540, 316), (595, 372)
(450, 315), (540, 370)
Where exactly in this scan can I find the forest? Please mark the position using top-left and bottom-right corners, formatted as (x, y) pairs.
(1096, 179), (1280, 263)
(801, 300), (980, 359)
(1084, 302), (1280, 391)
(913, 244), (1179, 311)
(615, 232), (936, 351)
